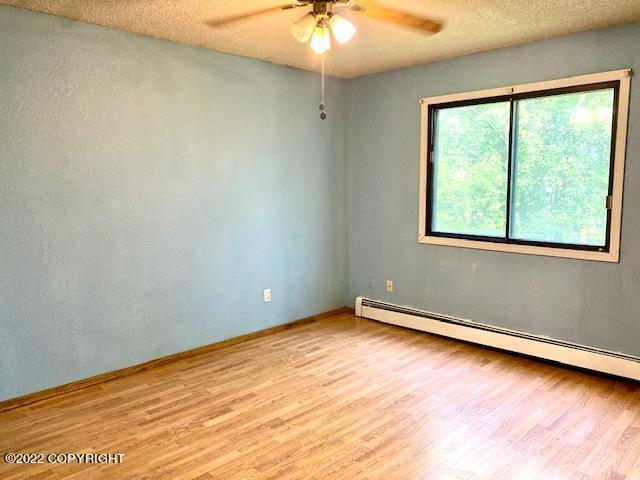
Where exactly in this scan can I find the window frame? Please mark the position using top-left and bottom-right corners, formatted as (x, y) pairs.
(418, 69), (631, 262)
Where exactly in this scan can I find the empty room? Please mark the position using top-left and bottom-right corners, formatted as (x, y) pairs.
(1, 1), (640, 478)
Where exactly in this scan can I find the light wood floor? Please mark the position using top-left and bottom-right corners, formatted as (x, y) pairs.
(1, 313), (640, 480)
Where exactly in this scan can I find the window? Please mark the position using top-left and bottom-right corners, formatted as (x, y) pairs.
(418, 70), (631, 262)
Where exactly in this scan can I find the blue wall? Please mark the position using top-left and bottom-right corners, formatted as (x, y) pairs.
(2, 5), (640, 402)
(345, 23), (640, 357)
(0, 6), (347, 401)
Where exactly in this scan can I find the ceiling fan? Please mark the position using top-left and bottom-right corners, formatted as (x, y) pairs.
(208, 1), (442, 119)
(208, 0), (443, 54)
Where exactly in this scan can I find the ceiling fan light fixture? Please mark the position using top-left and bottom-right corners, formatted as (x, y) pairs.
(310, 22), (331, 54)
(328, 13), (356, 45)
(290, 12), (316, 43)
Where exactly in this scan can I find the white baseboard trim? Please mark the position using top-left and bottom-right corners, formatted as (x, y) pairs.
(355, 297), (640, 382)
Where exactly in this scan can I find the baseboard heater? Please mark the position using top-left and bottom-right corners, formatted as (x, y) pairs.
(355, 297), (640, 382)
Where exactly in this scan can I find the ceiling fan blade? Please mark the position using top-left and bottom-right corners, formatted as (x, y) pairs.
(206, 3), (307, 28)
(343, 1), (365, 12)
(350, 0), (442, 34)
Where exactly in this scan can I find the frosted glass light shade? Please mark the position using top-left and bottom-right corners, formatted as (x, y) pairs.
(329, 13), (356, 44)
(310, 24), (331, 54)
(290, 12), (316, 43)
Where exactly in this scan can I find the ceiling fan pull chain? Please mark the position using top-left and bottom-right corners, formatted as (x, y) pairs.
(320, 54), (327, 120)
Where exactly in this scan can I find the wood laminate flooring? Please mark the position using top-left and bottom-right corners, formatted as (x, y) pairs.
(1, 312), (639, 479)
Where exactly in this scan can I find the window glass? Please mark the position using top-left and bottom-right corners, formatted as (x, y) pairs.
(510, 89), (615, 246)
(432, 101), (510, 237)
(429, 86), (616, 250)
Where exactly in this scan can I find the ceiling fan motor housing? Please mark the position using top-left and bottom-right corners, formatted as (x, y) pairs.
(312, 1), (331, 17)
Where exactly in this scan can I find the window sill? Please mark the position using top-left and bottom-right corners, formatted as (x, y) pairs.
(418, 234), (619, 263)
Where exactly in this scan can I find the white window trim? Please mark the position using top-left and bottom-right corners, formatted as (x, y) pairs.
(418, 69), (632, 263)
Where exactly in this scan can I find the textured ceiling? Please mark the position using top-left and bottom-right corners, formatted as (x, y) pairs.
(4, 0), (640, 78)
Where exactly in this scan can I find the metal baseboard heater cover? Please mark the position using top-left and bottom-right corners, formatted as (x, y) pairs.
(355, 297), (640, 382)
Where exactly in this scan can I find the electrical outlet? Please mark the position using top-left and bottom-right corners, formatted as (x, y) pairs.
(368, 277), (374, 289)
(263, 288), (271, 303)
(386, 280), (394, 293)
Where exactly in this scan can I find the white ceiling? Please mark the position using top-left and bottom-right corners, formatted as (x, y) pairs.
(4, 0), (640, 78)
